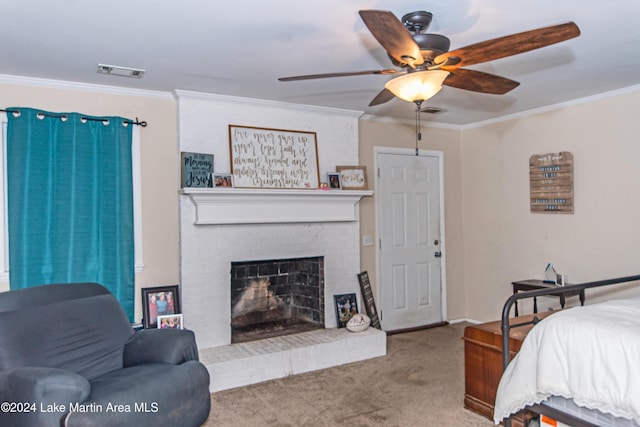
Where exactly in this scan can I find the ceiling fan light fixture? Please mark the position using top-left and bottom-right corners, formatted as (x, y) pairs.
(384, 70), (449, 103)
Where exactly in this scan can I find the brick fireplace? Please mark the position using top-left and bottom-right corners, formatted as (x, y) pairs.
(176, 91), (386, 392)
(179, 189), (373, 349)
(179, 190), (387, 391)
(230, 256), (324, 343)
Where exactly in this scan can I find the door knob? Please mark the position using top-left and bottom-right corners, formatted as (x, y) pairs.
(434, 251), (442, 258)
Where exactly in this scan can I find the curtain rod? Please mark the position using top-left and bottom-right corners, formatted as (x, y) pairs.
(0, 108), (147, 127)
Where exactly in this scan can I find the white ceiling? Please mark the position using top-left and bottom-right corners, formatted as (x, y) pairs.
(1, 1), (639, 126)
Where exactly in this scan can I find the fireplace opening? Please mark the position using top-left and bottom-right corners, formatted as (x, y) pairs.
(230, 256), (324, 344)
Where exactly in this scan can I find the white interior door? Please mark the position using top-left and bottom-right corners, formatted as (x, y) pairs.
(376, 151), (444, 331)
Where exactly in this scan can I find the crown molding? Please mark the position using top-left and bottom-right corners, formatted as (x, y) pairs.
(175, 90), (364, 119)
(0, 74), (174, 99)
(459, 84), (640, 130)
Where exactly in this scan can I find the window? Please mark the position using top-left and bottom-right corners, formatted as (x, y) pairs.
(0, 112), (144, 284)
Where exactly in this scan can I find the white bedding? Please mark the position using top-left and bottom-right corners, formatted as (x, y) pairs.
(493, 297), (640, 425)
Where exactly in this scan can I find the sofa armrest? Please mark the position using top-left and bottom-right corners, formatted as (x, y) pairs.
(123, 329), (200, 367)
(0, 367), (90, 427)
(0, 366), (90, 402)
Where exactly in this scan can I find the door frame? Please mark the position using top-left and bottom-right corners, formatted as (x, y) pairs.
(373, 146), (448, 323)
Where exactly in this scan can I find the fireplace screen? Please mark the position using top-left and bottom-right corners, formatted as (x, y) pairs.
(230, 256), (324, 343)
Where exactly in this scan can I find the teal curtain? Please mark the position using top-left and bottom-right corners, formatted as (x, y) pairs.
(6, 108), (135, 321)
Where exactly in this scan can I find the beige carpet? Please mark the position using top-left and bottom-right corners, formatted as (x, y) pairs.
(205, 322), (496, 426)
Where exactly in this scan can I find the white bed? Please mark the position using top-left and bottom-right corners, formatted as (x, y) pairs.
(493, 297), (640, 426)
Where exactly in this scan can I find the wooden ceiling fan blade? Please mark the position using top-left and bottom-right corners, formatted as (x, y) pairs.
(279, 69), (402, 82)
(435, 22), (580, 69)
(359, 10), (424, 68)
(443, 68), (520, 94)
(369, 88), (396, 106)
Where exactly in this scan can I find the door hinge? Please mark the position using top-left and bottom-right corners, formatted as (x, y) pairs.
(377, 167), (380, 178)
(380, 310), (382, 321)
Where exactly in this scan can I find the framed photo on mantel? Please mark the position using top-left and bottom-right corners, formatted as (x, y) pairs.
(336, 166), (367, 190)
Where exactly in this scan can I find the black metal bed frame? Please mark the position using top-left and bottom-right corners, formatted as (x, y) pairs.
(499, 274), (640, 427)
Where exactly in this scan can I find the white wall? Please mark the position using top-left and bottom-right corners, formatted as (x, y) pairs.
(176, 92), (366, 348)
(461, 88), (640, 321)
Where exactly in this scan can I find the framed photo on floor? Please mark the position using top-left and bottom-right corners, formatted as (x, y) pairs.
(334, 293), (358, 328)
(141, 285), (181, 329)
(157, 313), (184, 329)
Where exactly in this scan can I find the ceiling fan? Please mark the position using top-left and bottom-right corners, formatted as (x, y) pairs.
(278, 10), (581, 107)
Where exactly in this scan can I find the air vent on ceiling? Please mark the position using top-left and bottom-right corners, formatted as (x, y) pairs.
(97, 64), (145, 78)
(419, 106), (447, 114)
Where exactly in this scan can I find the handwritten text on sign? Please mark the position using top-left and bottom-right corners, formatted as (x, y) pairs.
(229, 125), (319, 189)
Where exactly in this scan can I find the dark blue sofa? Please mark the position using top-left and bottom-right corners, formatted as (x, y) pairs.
(0, 282), (210, 427)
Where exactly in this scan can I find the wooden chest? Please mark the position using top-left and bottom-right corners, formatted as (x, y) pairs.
(463, 312), (553, 426)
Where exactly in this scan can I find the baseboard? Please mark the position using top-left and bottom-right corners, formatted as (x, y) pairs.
(386, 321), (449, 335)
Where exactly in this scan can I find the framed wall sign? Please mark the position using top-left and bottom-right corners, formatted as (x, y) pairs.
(181, 152), (213, 188)
(336, 166), (367, 190)
(530, 151), (574, 214)
(228, 125), (320, 189)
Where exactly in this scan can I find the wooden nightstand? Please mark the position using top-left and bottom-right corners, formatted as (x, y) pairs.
(511, 279), (585, 316)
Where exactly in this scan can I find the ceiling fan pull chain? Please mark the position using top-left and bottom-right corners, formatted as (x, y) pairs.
(415, 102), (422, 156)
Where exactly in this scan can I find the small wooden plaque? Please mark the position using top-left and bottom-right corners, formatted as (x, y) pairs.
(529, 152), (573, 214)
(357, 271), (381, 329)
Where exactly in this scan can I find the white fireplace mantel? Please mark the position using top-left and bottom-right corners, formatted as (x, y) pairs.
(182, 188), (373, 225)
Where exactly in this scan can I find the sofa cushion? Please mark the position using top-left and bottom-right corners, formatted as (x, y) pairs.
(65, 362), (211, 427)
(0, 293), (132, 380)
(0, 283), (110, 313)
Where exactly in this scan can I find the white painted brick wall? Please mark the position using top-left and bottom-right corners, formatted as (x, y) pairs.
(177, 92), (366, 350)
(180, 216), (362, 348)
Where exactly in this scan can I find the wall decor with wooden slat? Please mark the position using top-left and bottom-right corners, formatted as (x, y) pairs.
(529, 151), (574, 214)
